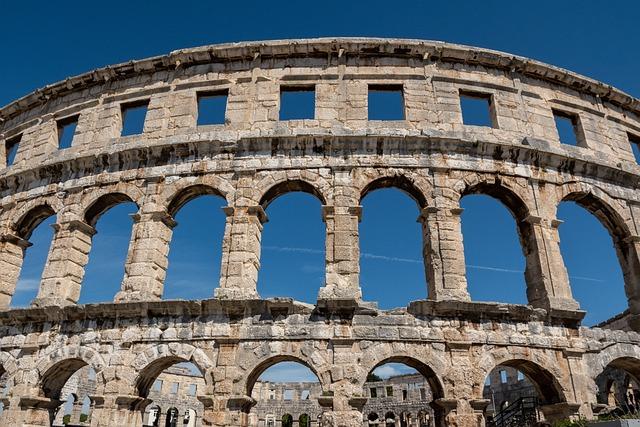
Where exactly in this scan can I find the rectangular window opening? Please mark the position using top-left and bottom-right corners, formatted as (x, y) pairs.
(197, 90), (228, 126)
(553, 109), (583, 146)
(370, 387), (377, 398)
(420, 388), (426, 400)
(152, 380), (163, 392)
(368, 84), (404, 120)
(500, 370), (507, 384)
(57, 116), (79, 149)
(628, 133), (640, 164)
(188, 384), (197, 396)
(517, 371), (525, 382)
(170, 382), (179, 394)
(5, 134), (21, 167)
(283, 389), (294, 400)
(279, 85), (315, 120)
(386, 386), (393, 397)
(460, 91), (494, 127)
(121, 100), (149, 136)
(301, 390), (310, 400)
(402, 389), (408, 401)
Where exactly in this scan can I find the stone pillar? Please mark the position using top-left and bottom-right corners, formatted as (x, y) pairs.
(318, 204), (362, 301)
(0, 395), (60, 426)
(522, 215), (580, 312)
(419, 204), (470, 301)
(89, 395), (148, 427)
(215, 206), (265, 300)
(0, 234), (30, 309)
(116, 210), (176, 302)
(32, 220), (95, 307)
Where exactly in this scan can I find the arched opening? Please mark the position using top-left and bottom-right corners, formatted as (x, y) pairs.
(137, 358), (204, 427)
(364, 358), (440, 427)
(281, 413), (293, 427)
(360, 177), (426, 308)
(9, 205), (56, 307)
(248, 358), (321, 426)
(557, 195), (628, 325)
(482, 360), (565, 425)
(146, 405), (161, 427)
(165, 407), (179, 427)
(258, 181), (325, 303)
(384, 412), (396, 427)
(80, 194), (138, 303)
(164, 187), (227, 300)
(41, 360), (97, 426)
(368, 412), (380, 426)
(299, 413), (310, 427)
(595, 357), (640, 418)
(460, 188), (528, 304)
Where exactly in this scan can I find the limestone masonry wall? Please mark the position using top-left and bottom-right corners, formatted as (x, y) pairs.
(1, 38), (640, 426)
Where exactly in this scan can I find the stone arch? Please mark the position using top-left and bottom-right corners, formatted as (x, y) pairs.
(477, 349), (569, 405)
(83, 192), (140, 227)
(358, 173), (430, 208)
(457, 176), (547, 306)
(163, 175), (235, 216)
(37, 347), (106, 400)
(258, 179), (328, 209)
(132, 343), (215, 397)
(557, 183), (640, 312)
(359, 354), (445, 401)
(242, 354), (328, 397)
(588, 343), (640, 381)
(11, 202), (56, 239)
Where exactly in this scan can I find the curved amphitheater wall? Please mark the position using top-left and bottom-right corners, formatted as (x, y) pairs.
(1, 38), (640, 426)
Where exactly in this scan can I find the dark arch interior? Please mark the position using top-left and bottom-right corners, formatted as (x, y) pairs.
(595, 358), (640, 410)
(15, 204), (56, 239)
(41, 358), (88, 400)
(84, 193), (136, 227)
(259, 180), (326, 209)
(167, 185), (226, 217)
(360, 175), (427, 208)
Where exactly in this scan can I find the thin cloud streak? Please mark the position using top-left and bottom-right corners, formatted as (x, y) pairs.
(262, 245), (604, 283)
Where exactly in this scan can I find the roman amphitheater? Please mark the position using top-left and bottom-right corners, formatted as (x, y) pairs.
(2, 37), (640, 427)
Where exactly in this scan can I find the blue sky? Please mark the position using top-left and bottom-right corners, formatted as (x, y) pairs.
(3, 0), (638, 384)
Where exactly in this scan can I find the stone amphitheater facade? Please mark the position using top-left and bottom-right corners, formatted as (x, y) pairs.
(1, 37), (640, 427)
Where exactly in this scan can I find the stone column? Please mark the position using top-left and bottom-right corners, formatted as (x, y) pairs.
(522, 215), (580, 312)
(419, 204), (470, 301)
(0, 394), (60, 426)
(0, 233), (30, 309)
(539, 402), (581, 424)
(116, 210), (176, 302)
(32, 219), (95, 307)
(318, 204), (362, 301)
(89, 395), (149, 427)
(215, 206), (265, 300)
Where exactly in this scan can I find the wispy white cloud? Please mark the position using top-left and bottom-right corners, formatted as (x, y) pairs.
(372, 363), (417, 379)
(14, 278), (40, 292)
(261, 245), (604, 283)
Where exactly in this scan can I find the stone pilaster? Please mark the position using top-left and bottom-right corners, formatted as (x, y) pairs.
(89, 395), (149, 427)
(523, 215), (580, 312)
(0, 233), (31, 309)
(318, 204), (362, 301)
(116, 211), (176, 302)
(419, 204), (470, 301)
(215, 206), (265, 300)
(32, 220), (95, 307)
